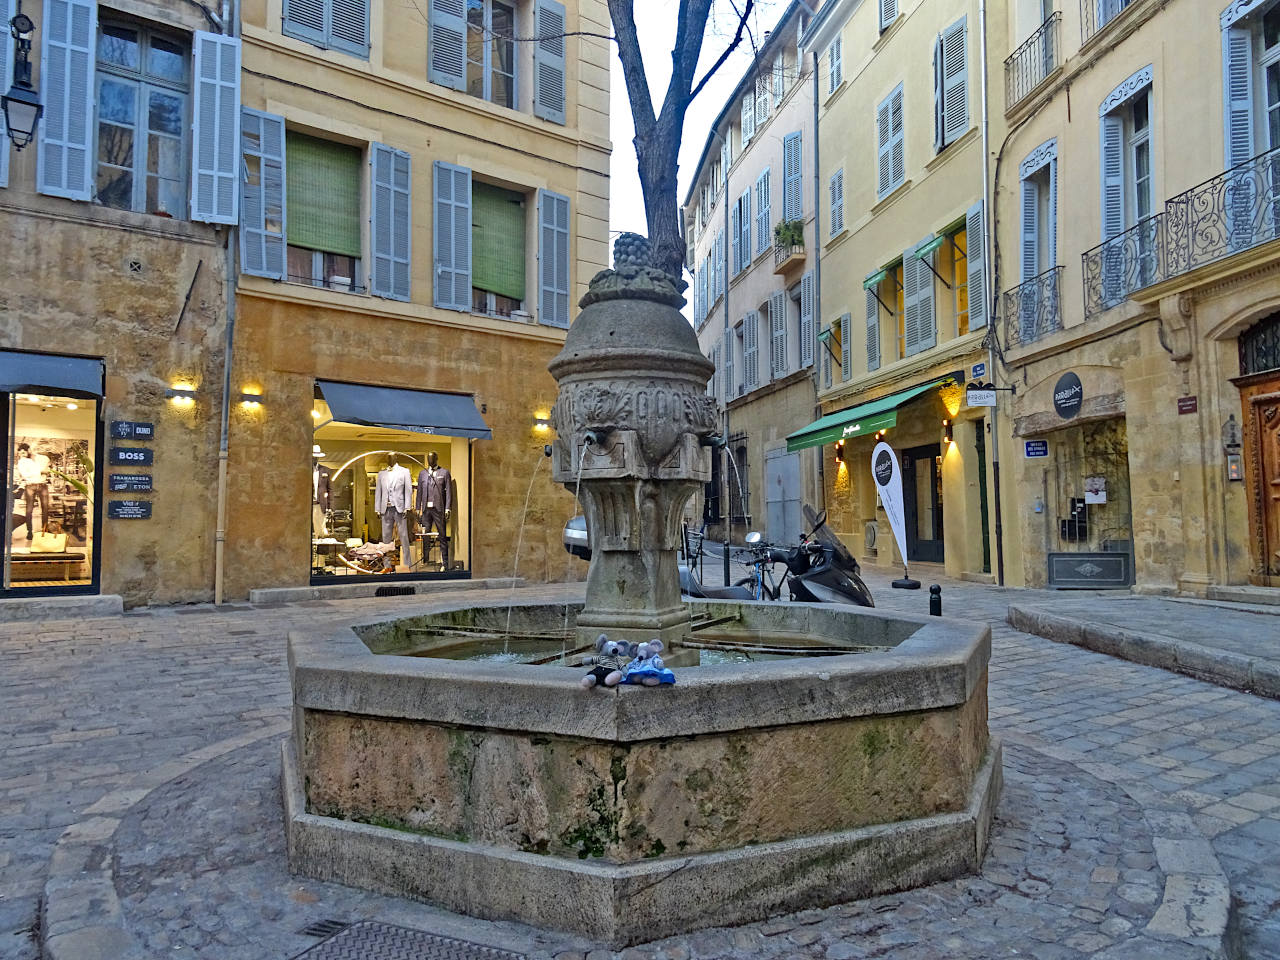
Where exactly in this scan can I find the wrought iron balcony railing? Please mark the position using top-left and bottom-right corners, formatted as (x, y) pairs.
(774, 242), (805, 269)
(1081, 214), (1165, 320)
(1003, 266), (1063, 348)
(1005, 13), (1060, 108)
(1165, 145), (1280, 276)
(1081, 0), (1134, 45)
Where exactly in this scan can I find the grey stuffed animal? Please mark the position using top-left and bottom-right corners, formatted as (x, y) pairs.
(580, 633), (635, 689)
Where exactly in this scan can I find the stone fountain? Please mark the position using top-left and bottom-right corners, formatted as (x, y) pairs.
(282, 237), (1001, 948)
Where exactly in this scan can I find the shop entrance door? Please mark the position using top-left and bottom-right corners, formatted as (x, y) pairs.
(902, 444), (944, 563)
(1241, 375), (1280, 584)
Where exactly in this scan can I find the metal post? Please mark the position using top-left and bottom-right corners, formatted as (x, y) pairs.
(722, 129), (732, 588)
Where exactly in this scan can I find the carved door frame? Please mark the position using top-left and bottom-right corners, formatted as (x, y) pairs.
(1240, 374), (1280, 587)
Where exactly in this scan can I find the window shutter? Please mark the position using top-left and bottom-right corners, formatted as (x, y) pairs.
(966, 200), (986, 329)
(745, 311), (759, 389)
(823, 326), (832, 388)
(877, 97), (892, 198)
(771, 289), (787, 377)
(828, 37), (842, 94)
(370, 143), (412, 300)
(941, 17), (967, 145)
(433, 160), (472, 311)
(533, 0), (567, 124)
(711, 343), (720, 399)
(741, 95), (755, 146)
(330, 0), (370, 57)
(866, 288), (881, 372)
(716, 230), (725, 297)
(730, 202), (741, 274)
(916, 237), (937, 353)
(0, 0), (13, 187)
(800, 270), (815, 367)
(902, 246), (920, 357)
(1048, 159), (1058, 267)
(838, 313), (851, 380)
(932, 34), (943, 153)
(724, 331), (734, 400)
(239, 108), (286, 279)
(829, 168), (844, 237)
(190, 32), (241, 225)
(783, 131), (802, 221)
(756, 168), (770, 254)
(539, 188), (571, 327)
(428, 0), (467, 91)
(1100, 114), (1125, 240)
(700, 263), (709, 321)
(880, 0), (897, 32)
(890, 86), (905, 190)
(756, 75), (769, 126)
(740, 190), (751, 268)
(1020, 177), (1040, 281)
(1223, 26), (1254, 167)
(37, 0), (95, 200)
(773, 57), (785, 104)
(283, 0), (326, 46)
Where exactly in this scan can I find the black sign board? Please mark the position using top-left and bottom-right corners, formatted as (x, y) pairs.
(109, 446), (154, 466)
(108, 500), (152, 519)
(1053, 372), (1083, 420)
(1178, 396), (1198, 415)
(111, 421), (155, 440)
(109, 474), (153, 492)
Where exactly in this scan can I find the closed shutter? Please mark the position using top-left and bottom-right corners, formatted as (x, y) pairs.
(890, 85), (905, 191)
(866, 288), (881, 372)
(330, 0), (370, 57)
(740, 190), (751, 268)
(0, 0), (10, 187)
(475, 184), (529, 299)
(783, 131), (802, 221)
(433, 160), (472, 311)
(700, 263), (709, 320)
(239, 108), (286, 279)
(771, 289), (787, 377)
(829, 168), (844, 236)
(724, 332), (734, 400)
(933, 34), (943, 153)
(915, 237), (937, 353)
(756, 168), (770, 254)
(1223, 26), (1254, 167)
(941, 17), (967, 145)
(533, 0), (567, 124)
(283, 0), (326, 46)
(716, 230), (725, 297)
(287, 134), (362, 256)
(773, 57), (785, 104)
(840, 313), (852, 380)
(730, 202), (741, 274)
(1100, 114), (1125, 240)
(966, 200), (986, 329)
(37, 0), (95, 200)
(539, 188), (571, 327)
(823, 326), (832, 388)
(880, 0), (897, 32)
(428, 0), (467, 91)
(711, 343), (720, 399)
(370, 143), (412, 301)
(1048, 159), (1058, 267)
(799, 270), (815, 367)
(1020, 177), (1040, 281)
(828, 36), (842, 94)
(191, 32), (241, 225)
(741, 95), (755, 146)
(902, 244), (921, 357)
(744, 311), (759, 389)
(877, 96), (893, 197)
(756, 75), (769, 126)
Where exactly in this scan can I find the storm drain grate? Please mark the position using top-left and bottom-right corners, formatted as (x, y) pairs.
(297, 919), (350, 938)
(374, 585), (416, 597)
(291, 920), (527, 960)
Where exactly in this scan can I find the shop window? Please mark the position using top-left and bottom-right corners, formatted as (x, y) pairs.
(95, 22), (189, 218)
(472, 181), (526, 317)
(286, 133), (363, 291)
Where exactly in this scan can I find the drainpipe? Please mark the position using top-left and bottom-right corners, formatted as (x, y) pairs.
(213, 0), (239, 604)
(720, 128), (732, 587)
(811, 47), (823, 515)
(977, 0), (1005, 586)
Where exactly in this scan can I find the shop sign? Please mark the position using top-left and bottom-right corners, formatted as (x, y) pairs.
(1025, 440), (1049, 458)
(108, 500), (152, 519)
(966, 387), (997, 407)
(111, 420), (155, 440)
(109, 474), (153, 492)
(871, 442), (909, 565)
(971, 362), (986, 379)
(109, 446), (154, 466)
(1053, 372), (1083, 420)
(1177, 396), (1198, 415)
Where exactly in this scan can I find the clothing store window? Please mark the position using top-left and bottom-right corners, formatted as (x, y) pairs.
(310, 382), (488, 580)
(472, 182), (527, 317)
(286, 133), (363, 291)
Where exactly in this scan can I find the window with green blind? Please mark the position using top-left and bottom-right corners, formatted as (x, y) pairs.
(286, 133), (362, 257)
(471, 182), (526, 302)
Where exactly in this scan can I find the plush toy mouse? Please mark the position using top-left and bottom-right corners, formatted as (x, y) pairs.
(621, 639), (676, 686)
(580, 634), (633, 689)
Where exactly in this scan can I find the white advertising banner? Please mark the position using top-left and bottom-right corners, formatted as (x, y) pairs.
(872, 441), (908, 564)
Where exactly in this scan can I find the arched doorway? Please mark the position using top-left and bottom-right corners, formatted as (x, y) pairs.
(1239, 313), (1280, 585)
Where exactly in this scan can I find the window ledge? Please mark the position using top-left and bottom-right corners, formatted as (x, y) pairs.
(825, 227), (850, 250)
(0, 194), (220, 245)
(872, 16), (906, 54)
(925, 127), (979, 173)
(823, 79), (846, 106)
(871, 179), (913, 216)
(1080, 0), (1160, 57)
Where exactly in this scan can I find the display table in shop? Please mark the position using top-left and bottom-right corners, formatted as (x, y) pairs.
(9, 551), (86, 581)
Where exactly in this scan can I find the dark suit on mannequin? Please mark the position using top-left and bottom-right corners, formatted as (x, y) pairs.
(416, 452), (452, 568)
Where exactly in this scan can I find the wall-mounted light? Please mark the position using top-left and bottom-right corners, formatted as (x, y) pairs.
(533, 415), (551, 432)
(834, 439), (845, 463)
(311, 408), (322, 420)
(239, 391), (265, 407)
(166, 385), (197, 406)
(66, 402), (77, 411)
(942, 419), (954, 445)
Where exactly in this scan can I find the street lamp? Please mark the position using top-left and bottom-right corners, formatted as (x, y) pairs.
(2, 6), (42, 150)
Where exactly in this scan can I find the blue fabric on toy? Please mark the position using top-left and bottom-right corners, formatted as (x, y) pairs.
(621, 640), (676, 685)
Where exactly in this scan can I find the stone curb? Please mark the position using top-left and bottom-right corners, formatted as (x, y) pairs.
(40, 721), (291, 960)
(0, 594), (123, 623)
(248, 577), (528, 604)
(1006, 604), (1280, 700)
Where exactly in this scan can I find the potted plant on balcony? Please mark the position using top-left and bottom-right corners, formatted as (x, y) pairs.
(774, 220), (805, 249)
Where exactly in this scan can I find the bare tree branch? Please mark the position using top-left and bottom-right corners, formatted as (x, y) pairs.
(608, 0), (656, 135)
(689, 0), (754, 103)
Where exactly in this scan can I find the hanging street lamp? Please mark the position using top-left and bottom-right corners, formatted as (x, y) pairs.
(2, 5), (42, 150)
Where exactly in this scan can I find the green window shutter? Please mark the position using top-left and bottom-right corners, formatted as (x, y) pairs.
(472, 182), (527, 302)
(286, 133), (362, 257)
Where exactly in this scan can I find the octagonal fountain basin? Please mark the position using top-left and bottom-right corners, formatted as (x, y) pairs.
(283, 598), (1001, 949)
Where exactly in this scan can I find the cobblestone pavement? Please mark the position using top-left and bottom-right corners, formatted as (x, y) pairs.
(1, 576), (1278, 959)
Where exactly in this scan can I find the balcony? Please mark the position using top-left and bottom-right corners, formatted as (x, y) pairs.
(1005, 13), (1060, 109)
(1082, 214), (1165, 320)
(774, 242), (806, 274)
(1081, 0), (1134, 45)
(1003, 266), (1063, 348)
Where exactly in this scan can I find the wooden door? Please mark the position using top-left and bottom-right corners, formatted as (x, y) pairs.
(1242, 377), (1280, 585)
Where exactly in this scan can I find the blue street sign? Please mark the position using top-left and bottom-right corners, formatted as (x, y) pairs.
(971, 362), (986, 379)
(1025, 440), (1049, 458)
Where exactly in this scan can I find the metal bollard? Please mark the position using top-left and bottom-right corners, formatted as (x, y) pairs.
(929, 584), (942, 616)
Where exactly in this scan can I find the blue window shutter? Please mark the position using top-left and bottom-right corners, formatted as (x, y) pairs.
(723, 331), (733, 400)
(800, 270), (814, 367)
(744, 311), (758, 389)
(371, 143), (412, 301)
(283, 0), (326, 46)
(1020, 177), (1040, 281)
(941, 17), (968, 146)
(428, 0), (467, 91)
(0, 0), (13, 187)
(933, 34), (943, 152)
(916, 236), (937, 352)
(829, 168), (844, 236)
(434, 160), (472, 311)
(902, 244), (922, 357)
(741, 190), (751, 268)
(730, 202), (741, 274)
(879, 0), (897, 32)
(1048, 159), (1058, 267)
(1223, 26), (1254, 167)
(533, 0), (567, 124)
(191, 32), (241, 225)
(1099, 114), (1125, 240)
(539, 188), (571, 327)
(770, 290), (786, 377)
(783, 131), (802, 221)
(756, 168), (770, 254)
(840, 313), (852, 380)
(330, 0), (370, 57)
(741, 95), (754, 145)
(966, 200), (986, 329)
(716, 230), (725, 297)
(877, 95), (892, 197)
(239, 108), (286, 279)
(37, 0), (96, 200)
(890, 85), (905, 190)
(866, 288), (881, 372)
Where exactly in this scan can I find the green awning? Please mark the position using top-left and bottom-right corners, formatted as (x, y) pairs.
(914, 234), (947, 258)
(863, 268), (887, 289)
(817, 328), (833, 342)
(786, 377), (953, 452)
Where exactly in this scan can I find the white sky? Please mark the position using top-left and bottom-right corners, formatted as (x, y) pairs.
(607, 1), (791, 250)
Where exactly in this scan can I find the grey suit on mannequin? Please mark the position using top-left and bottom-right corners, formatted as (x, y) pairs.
(375, 458), (413, 566)
(416, 452), (452, 568)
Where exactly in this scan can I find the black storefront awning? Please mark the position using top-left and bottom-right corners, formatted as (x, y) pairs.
(316, 381), (492, 440)
(0, 350), (104, 398)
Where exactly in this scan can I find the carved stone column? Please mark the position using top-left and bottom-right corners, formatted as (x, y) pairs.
(549, 235), (717, 647)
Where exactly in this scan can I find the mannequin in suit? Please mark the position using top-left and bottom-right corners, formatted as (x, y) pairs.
(374, 453), (413, 566)
(416, 451), (452, 569)
(312, 455), (332, 536)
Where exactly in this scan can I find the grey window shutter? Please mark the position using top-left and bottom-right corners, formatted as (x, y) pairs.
(371, 143), (412, 301)
(902, 245), (921, 357)
(0, 0), (12, 187)
(191, 32), (241, 225)
(741, 95), (754, 145)
(941, 17), (967, 146)
(433, 160), (472, 311)
(966, 200), (986, 329)
(756, 75), (769, 127)
(724, 331), (734, 400)
(283, 0), (326, 46)
(916, 237), (937, 352)
(37, 0), (96, 200)
(890, 86), (905, 190)
(716, 230), (725, 297)
(932, 34), (943, 153)
(783, 131), (802, 221)
(800, 270), (815, 367)
(1020, 177), (1040, 281)
(880, 0), (897, 31)
(330, 0), (370, 57)
(877, 97), (892, 197)
(771, 289), (786, 377)
(533, 0), (567, 124)
(823, 327), (832, 388)
(741, 190), (751, 267)
(239, 108), (286, 279)
(773, 57), (785, 104)
(700, 264), (709, 321)
(1099, 114), (1125, 240)
(744, 311), (759, 389)
(539, 188), (571, 327)
(756, 168), (770, 254)
(840, 312), (852, 380)
(1048, 159), (1058, 267)
(866, 288), (881, 372)
(428, 0), (467, 91)
(730, 203), (741, 274)
(829, 168), (844, 236)
(1223, 26), (1254, 167)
